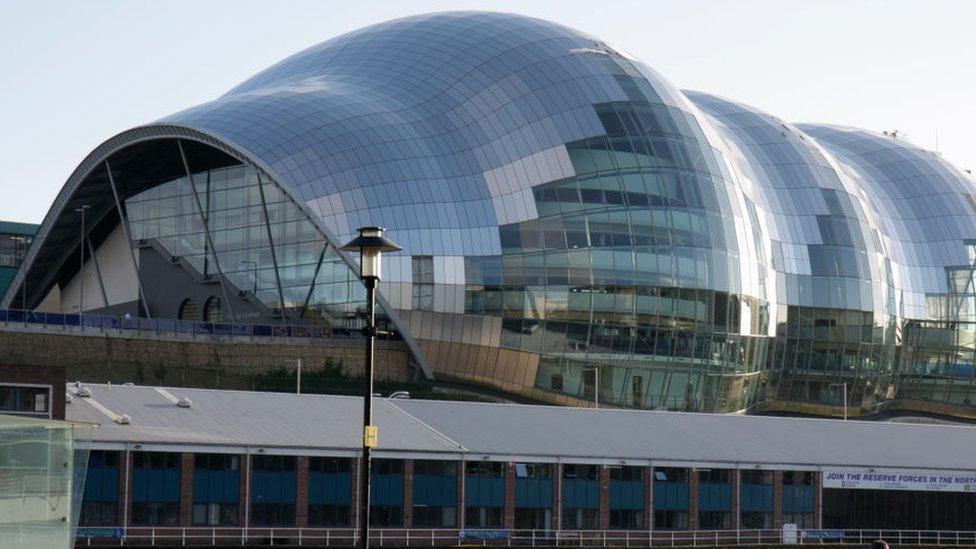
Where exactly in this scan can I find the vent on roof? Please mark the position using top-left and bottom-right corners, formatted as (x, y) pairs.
(177, 397), (193, 408)
(75, 386), (92, 398)
(65, 393), (73, 404)
(116, 414), (131, 425)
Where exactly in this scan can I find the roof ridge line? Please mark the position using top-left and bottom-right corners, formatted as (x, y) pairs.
(384, 400), (467, 452)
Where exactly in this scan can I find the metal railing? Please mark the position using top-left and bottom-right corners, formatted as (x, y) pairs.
(0, 308), (400, 341)
(73, 526), (976, 546)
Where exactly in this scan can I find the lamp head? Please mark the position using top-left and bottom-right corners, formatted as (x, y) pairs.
(340, 227), (401, 280)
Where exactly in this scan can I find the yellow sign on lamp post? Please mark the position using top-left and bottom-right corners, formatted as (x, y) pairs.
(363, 425), (378, 448)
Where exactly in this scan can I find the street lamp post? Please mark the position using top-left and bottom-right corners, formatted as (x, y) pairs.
(284, 358), (303, 395)
(341, 227), (401, 549)
(75, 205), (91, 324)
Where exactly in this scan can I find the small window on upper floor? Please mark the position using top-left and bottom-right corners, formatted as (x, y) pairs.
(411, 255), (434, 311)
(178, 298), (199, 320)
(204, 296), (224, 322)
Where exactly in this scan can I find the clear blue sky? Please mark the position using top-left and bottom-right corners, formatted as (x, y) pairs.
(1, 0), (974, 224)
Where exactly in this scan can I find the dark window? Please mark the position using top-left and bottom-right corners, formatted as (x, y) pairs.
(204, 296), (224, 322)
(562, 507), (599, 529)
(250, 455), (295, 526)
(412, 256), (434, 310)
(514, 507), (550, 529)
(81, 451), (119, 526)
(698, 469), (731, 530)
(370, 459), (404, 526)
(178, 298), (198, 320)
(308, 457), (350, 526)
(698, 469), (730, 484)
(465, 461), (504, 527)
(131, 452), (181, 526)
(653, 468), (689, 530)
(740, 470), (773, 529)
(698, 510), (731, 529)
(562, 465), (599, 529)
(824, 488), (976, 530)
(550, 374), (563, 392)
(412, 460), (457, 527)
(192, 454), (239, 525)
(0, 385), (50, 417)
(653, 510), (688, 530)
(0, 233), (31, 268)
(609, 466), (644, 529)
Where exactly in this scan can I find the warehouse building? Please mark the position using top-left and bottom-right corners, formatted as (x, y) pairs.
(68, 383), (976, 545)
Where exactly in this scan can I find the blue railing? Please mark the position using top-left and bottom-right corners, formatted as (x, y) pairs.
(0, 309), (395, 341)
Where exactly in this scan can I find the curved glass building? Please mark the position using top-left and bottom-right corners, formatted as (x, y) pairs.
(7, 12), (976, 417)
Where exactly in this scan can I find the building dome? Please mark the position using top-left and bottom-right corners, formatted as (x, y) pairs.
(9, 12), (976, 416)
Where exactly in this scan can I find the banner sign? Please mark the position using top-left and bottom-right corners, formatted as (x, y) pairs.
(77, 528), (124, 539)
(824, 470), (976, 493)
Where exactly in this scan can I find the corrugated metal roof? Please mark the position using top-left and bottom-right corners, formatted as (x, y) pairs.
(67, 384), (976, 472)
(67, 384), (463, 454)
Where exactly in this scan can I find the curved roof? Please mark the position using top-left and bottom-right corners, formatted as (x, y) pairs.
(159, 11), (737, 257)
(9, 11), (976, 414)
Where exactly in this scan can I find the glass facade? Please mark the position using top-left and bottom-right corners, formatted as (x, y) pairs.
(124, 150), (366, 325)
(14, 11), (976, 418)
(0, 415), (87, 549)
(0, 222), (35, 301)
(0, 232), (31, 269)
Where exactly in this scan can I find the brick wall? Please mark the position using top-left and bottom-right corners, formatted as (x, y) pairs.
(503, 463), (515, 529)
(773, 470), (784, 529)
(402, 460), (414, 528)
(730, 469), (740, 530)
(813, 471), (823, 528)
(124, 451), (134, 526)
(688, 469), (699, 530)
(296, 456), (309, 527)
(551, 463), (560, 530)
(0, 363), (66, 419)
(0, 329), (414, 390)
(179, 453), (194, 526)
(598, 466), (609, 530)
(644, 466), (653, 531)
(117, 450), (130, 525)
(239, 454), (250, 528)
